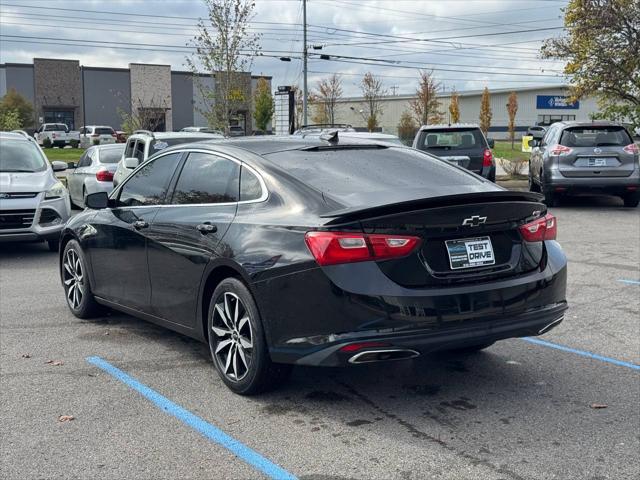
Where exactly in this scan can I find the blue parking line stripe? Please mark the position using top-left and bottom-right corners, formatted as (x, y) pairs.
(618, 279), (640, 285)
(86, 356), (297, 480)
(521, 338), (640, 371)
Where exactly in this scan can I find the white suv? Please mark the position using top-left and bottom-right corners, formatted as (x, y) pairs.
(112, 130), (223, 187)
(0, 131), (71, 251)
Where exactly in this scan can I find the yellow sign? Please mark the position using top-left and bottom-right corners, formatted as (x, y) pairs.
(229, 89), (245, 102)
(522, 135), (533, 153)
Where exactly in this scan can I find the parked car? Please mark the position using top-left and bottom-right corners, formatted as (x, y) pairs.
(34, 123), (80, 148)
(528, 121), (639, 207)
(297, 130), (403, 145)
(67, 144), (125, 208)
(181, 126), (225, 136)
(0, 130), (70, 251)
(115, 131), (127, 143)
(228, 125), (245, 137)
(527, 125), (548, 137)
(60, 135), (567, 395)
(412, 124), (496, 182)
(79, 125), (117, 145)
(112, 130), (224, 187)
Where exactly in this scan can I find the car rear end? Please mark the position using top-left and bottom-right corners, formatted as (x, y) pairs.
(92, 127), (117, 145)
(413, 126), (495, 181)
(253, 145), (567, 366)
(547, 124), (639, 204)
(86, 145), (123, 198)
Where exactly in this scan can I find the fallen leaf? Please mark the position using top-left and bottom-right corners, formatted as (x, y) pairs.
(21, 354), (31, 358)
(590, 403), (608, 409)
(58, 415), (75, 422)
(45, 360), (64, 366)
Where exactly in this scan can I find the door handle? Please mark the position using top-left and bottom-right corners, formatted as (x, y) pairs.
(133, 220), (149, 230)
(196, 223), (217, 234)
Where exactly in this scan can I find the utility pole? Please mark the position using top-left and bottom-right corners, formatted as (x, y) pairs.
(302, 0), (308, 126)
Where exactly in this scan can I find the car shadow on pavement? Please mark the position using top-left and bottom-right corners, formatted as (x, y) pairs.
(0, 241), (55, 258)
(552, 194), (633, 209)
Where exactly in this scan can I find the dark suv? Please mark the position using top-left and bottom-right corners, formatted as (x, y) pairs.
(413, 124), (496, 181)
(528, 121), (639, 207)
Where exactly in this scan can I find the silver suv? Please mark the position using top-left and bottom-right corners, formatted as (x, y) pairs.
(112, 130), (223, 187)
(528, 121), (639, 207)
(0, 131), (71, 251)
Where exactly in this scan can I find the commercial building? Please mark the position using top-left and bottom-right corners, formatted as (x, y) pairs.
(0, 58), (272, 133)
(334, 85), (600, 139)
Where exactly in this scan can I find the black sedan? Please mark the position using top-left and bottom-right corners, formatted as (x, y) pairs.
(59, 136), (568, 395)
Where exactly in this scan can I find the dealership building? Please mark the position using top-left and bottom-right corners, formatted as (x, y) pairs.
(334, 85), (600, 139)
(0, 58), (272, 133)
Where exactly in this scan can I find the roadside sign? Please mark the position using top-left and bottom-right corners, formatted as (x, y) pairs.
(522, 135), (533, 153)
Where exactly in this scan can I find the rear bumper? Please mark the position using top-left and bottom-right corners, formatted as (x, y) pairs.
(255, 240), (568, 366)
(548, 168), (640, 194)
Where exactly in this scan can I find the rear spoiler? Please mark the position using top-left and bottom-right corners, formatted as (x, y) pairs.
(320, 191), (544, 224)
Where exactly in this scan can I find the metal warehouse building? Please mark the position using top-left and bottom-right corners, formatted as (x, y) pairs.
(0, 58), (272, 134)
(335, 85), (599, 139)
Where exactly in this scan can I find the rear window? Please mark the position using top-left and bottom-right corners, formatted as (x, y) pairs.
(95, 127), (114, 135)
(264, 147), (479, 204)
(45, 124), (68, 132)
(560, 127), (632, 147)
(417, 128), (485, 150)
(99, 146), (125, 163)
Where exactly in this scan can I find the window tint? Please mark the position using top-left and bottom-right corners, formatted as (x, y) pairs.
(98, 146), (125, 164)
(77, 150), (92, 168)
(95, 127), (114, 135)
(418, 128), (484, 150)
(134, 140), (146, 161)
(124, 139), (136, 158)
(240, 166), (263, 201)
(0, 140), (48, 172)
(171, 152), (239, 205)
(560, 127), (632, 147)
(116, 153), (180, 207)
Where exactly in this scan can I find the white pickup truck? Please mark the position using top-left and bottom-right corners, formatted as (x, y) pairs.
(34, 123), (81, 147)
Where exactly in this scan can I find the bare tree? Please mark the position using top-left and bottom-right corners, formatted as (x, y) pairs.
(506, 91), (518, 149)
(312, 74), (343, 125)
(410, 71), (444, 126)
(186, 0), (261, 134)
(360, 72), (387, 132)
(118, 97), (171, 134)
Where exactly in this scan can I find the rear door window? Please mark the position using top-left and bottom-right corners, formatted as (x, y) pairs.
(124, 139), (136, 158)
(134, 140), (146, 162)
(116, 153), (181, 207)
(171, 152), (240, 205)
(560, 127), (632, 147)
(418, 129), (484, 150)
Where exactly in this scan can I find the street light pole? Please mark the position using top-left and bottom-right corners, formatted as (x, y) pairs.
(302, 0), (308, 126)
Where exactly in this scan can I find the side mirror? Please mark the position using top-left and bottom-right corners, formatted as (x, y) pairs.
(530, 139), (540, 148)
(86, 191), (109, 209)
(124, 157), (139, 169)
(487, 138), (495, 148)
(51, 161), (67, 172)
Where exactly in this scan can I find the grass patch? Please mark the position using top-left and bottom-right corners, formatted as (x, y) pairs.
(44, 147), (84, 164)
(492, 140), (530, 162)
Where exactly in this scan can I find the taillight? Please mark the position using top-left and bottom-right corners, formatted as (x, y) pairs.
(483, 148), (493, 167)
(52, 133), (57, 139)
(519, 214), (557, 242)
(550, 145), (572, 156)
(96, 169), (114, 182)
(111, 133), (117, 137)
(304, 231), (421, 266)
(623, 143), (639, 155)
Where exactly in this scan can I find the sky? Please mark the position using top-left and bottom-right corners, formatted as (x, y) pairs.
(0, 0), (570, 97)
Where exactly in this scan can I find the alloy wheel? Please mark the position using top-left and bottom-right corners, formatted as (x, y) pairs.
(63, 249), (84, 309)
(211, 292), (254, 382)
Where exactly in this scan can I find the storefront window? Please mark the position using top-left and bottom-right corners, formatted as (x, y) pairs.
(44, 110), (75, 130)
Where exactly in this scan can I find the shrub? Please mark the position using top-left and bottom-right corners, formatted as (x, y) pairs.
(92, 138), (101, 146)
(69, 139), (79, 149)
(42, 137), (52, 149)
(497, 157), (527, 177)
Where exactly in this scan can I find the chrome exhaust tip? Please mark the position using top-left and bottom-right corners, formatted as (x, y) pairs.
(538, 317), (564, 335)
(348, 348), (420, 364)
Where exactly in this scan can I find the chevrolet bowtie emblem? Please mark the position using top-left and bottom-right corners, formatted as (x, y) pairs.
(462, 215), (487, 227)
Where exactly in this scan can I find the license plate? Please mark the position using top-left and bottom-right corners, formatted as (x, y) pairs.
(587, 158), (607, 167)
(445, 236), (495, 270)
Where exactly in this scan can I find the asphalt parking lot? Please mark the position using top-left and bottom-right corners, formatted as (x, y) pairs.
(1, 195), (638, 480)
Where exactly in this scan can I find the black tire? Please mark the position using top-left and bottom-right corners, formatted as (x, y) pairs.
(540, 172), (558, 206)
(207, 278), (291, 395)
(623, 193), (639, 208)
(61, 240), (102, 318)
(528, 166), (540, 193)
(47, 239), (59, 252)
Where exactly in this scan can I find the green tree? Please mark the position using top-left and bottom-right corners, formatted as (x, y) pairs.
(253, 77), (274, 132)
(397, 111), (417, 146)
(0, 109), (22, 131)
(506, 91), (518, 149)
(479, 87), (492, 135)
(0, 89), (34, 128)
(410, 70), (443, 126)
(448, 89), (460, 124)
(541, 0), (640, 128)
